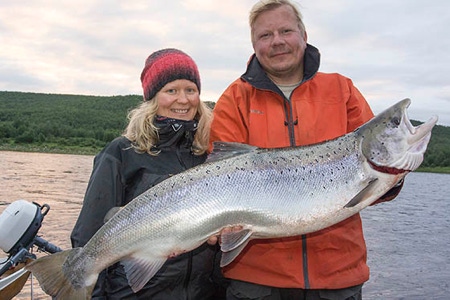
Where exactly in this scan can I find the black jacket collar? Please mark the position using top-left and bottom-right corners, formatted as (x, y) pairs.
(153, 117), (198, 151)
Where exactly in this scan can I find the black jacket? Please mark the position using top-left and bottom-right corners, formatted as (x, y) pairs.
(71, 119), (224, 299)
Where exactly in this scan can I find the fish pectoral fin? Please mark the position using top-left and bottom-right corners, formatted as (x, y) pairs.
(103, 207), (123, 223)
(219, 229), (253, 267)
(344, 178), (379, 208)
(220, 228), (252, 252)
(121, 257), (166, 293)
(220, 238), (251, 267)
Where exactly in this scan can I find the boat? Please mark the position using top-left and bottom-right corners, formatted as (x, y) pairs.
(0, 200), (61, 299)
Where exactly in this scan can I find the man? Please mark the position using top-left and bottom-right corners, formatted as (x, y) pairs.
(210, 1), (403, 299)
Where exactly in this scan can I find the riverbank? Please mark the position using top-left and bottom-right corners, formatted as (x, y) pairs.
(0, 145), (98, 156)
(415, 166), (450, 174)
(1, 148), (449, 174)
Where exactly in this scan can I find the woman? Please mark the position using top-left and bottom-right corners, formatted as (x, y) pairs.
(70, 48), (222, 299)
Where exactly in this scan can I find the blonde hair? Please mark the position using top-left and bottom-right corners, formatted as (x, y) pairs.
(123, 99), (212, 156)
(249, 0), (306, 42)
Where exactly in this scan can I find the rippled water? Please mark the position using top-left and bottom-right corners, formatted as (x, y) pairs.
(362, 172), (450, 299)
(0, 151), (449, 299)
(0, 151), (93, 299)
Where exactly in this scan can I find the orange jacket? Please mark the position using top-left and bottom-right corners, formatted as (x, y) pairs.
(210, 44), (375, 289)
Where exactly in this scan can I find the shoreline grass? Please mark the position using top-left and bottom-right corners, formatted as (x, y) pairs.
(2, 145), (449, 174)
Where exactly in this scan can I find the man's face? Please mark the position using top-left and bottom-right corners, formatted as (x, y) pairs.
(251, 5), (307, 84)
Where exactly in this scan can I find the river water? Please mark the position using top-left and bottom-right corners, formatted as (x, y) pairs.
(0, 151), (92, 300)
(361, 172), (450, 299)
(0, 151), (449, 299)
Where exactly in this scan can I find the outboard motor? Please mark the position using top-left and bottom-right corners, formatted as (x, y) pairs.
(0, 200), (62, 299)
(0, 200), (46, 254)
(0, 200), (61, 277)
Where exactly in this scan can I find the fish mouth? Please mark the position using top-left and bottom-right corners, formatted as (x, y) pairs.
(399, 104), (438, 171)
(367, 99), (438, 174)
(385, 102), (438, 173)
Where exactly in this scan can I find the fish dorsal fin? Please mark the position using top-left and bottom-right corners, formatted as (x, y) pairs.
(344, 178), (379, 208)
(103, 207), (123, 223)
(206, 142), (258, 163)
(121, 256), (167, 292)
(220, 228), (253, 267)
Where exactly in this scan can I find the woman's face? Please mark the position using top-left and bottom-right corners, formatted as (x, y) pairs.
(156, 79), (200, 121)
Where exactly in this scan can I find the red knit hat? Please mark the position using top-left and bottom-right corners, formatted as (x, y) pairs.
(140, 48), (201, 101)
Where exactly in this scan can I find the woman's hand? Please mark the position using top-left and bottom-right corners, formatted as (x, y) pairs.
(207, 226), (243, 245)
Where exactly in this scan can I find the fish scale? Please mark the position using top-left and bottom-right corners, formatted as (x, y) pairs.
(26, 98), (438, 299)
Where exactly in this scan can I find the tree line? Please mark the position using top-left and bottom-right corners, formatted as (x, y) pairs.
(0, 91), (448, 170)
(0, 91), (141, 154)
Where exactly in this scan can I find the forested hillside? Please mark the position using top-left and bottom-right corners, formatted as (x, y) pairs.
(414, 119), (450, 169)
(0, 91), (142, 154)
(0, 91), (448, 170)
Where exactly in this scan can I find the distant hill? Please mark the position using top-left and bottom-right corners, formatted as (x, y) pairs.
(0, 91), (448, 169)
(0, 91), (142, 154)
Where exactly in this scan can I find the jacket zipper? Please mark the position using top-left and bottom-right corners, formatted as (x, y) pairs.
(175, 135), (189, 170)
(284, 97), (296, 147)
(284, 95), (310, 289)
(183, 251), (193, 300)
(176, 138), (193, 299)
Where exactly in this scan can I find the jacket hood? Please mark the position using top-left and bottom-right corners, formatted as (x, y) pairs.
(241, 43), (321, 91)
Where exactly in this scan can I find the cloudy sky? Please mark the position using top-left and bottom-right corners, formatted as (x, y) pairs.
(1, 0), (449, 125)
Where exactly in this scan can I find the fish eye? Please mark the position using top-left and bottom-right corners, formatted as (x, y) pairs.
(391, 116), (401, 126)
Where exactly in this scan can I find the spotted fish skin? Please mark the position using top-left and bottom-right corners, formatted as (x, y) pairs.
(27, 98), (438, 299)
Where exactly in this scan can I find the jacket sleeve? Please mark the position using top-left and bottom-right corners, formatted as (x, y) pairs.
(70, 149), (125, 298)
(70, 150), (124, 248)
(345, 78), (375, 132)
(372, 179), (404, 205)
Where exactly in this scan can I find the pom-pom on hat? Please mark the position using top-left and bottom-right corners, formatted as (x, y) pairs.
(140, 48), (201, 101)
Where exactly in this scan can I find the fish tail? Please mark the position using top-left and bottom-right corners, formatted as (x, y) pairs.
(26, 249), (95, 300)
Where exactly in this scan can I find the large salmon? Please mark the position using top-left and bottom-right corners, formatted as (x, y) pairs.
(26, 98), (438, 299)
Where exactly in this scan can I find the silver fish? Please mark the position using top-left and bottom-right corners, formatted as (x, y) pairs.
(26, 98), (437, 299)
